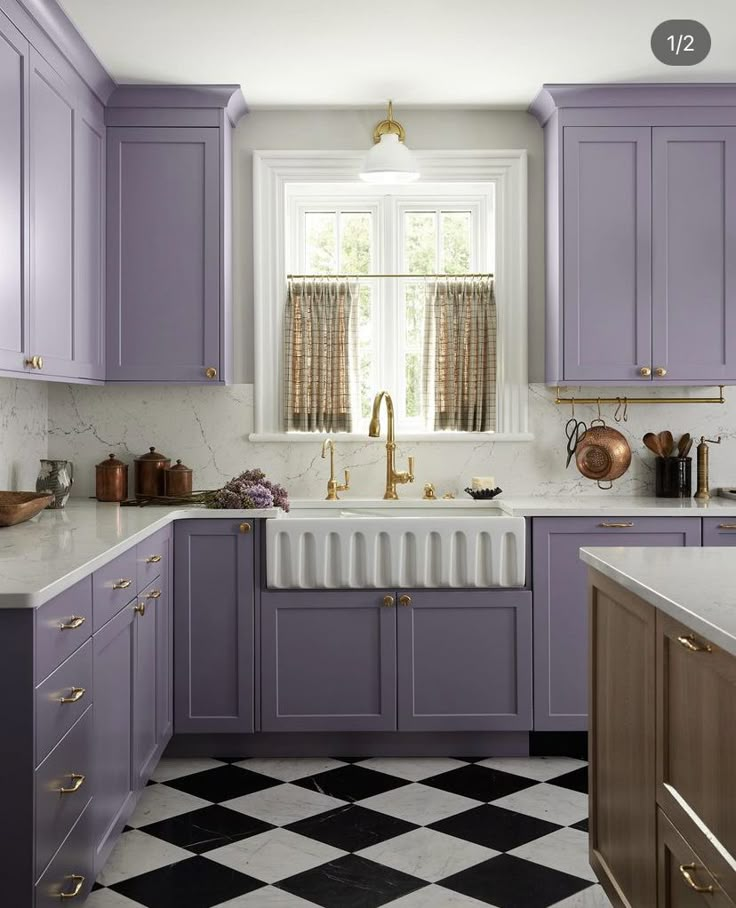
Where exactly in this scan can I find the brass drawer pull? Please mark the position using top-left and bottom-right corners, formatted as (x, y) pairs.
(57, 773), (86, 795)
(58, 687), (85, 704)
(134, 602), (146, 616)
(146, 589), (161, 600)
(399, 595), (412, 607)
(146, 554), (162, 563)
(59, 875), (85, 899)
(598, 522), (634, 528)
(718, 524), (736, 530)
(112, 579), (132, 590)
(239, 522), (252, 534)
(382, 595), (395, 607)
(679, 863), (715, 894)
(677, 634), (712, 654)
(59, 616), (85, 631)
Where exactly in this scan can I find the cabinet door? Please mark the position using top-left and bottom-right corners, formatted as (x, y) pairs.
(261, 590), (397, 732)
(174, 520), (254, 733)
(106, 127), (220, 382)
(562, 127), (652, 382)
(702, 518), (736, 546)
(397, 590), (532, 731)
(533, 517), (701, 731)
(0, 16), (28, 373)
(652, 128), (736, 384)
(133, 581), (162, 788)
(92, 602), (134, 875)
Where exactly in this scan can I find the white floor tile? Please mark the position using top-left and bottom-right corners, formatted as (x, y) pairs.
(85, 890), (146, 908)
(150, 757), (226, 783)
(234, 757), (347, 782)
(356, 757), (469, 782)
(359, 827), (497, 882)
(509, 827), (596, 882)
(549, 884), (613, 907)
(214, 887), (321, 907)
(359, 782), (481, 826)
(224, 783), (346, 826)
(477, 756), (586, 782)
(127, 784), (211, 828)
(207, 827), (345, 884)
(389, 884), (497, 907)
(96, 830), (191, 886)
(490, 782), (588, 826)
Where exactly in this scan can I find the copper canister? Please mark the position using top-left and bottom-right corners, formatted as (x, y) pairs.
(134, 447), (170, 498)
(164, 459), (193, 498)
(95, 453), (128, 502)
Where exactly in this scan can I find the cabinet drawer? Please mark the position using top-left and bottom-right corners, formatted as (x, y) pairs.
(35, 577), (92, 682)
(658, 809), (736, 907)
(35, 802), (93, 907)
(137, 526), (169, 591)
(36, 639), (93, 765)
(702, 518), (736, 546)
(35, 706), (93, 880)
(93, 547), (138, 631)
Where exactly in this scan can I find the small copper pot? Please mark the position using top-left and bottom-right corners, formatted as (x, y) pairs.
(575, 424), (632, 487)
(134, 447), (170, 498)
(96, 454), (128, 502)
(164, 460), (193, 498)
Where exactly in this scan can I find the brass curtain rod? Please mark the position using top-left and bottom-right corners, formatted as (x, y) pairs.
(554, 386), (726, 406)
(287, 272), (494, 279)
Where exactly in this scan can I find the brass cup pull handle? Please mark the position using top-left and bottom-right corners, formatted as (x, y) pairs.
(655, 366), (668, 377)
(598, 522), (634, 528)
(718, 524), (736, 530)
(59, 875), (85, 899)
(134, 602), (146, 616)
(59, 687), (85, 704)
(399, 595), (412, 607)
(639, 366), (652, 377)
(677, 634), (712, 654)
(59, 615), (86, 631)
(679, 863), (715, 894)
(146, 589), (161, 600)
(205, 366), (218, 379)
(57, 773), (86, 795)
(240, 522), (252, 534)
(382, 595), (395, 607)
(146, 554), (162, 563)
(113, 579), (133, 590)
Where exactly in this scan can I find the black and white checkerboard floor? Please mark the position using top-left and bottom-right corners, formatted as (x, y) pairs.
(88, 756), (611, 908)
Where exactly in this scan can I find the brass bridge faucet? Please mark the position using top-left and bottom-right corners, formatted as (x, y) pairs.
(368, 391), (414, 500)
(321, 439), (350, 500)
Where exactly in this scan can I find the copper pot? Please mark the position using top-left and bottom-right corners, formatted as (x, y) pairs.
(96, 453), (128, 502)
(134, 447), (170, 498)
(164, 459), (193, 498)
(575, 424), (632, 487)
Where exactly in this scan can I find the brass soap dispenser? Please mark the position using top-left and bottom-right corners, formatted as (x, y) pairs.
(694, 436), (721, 501)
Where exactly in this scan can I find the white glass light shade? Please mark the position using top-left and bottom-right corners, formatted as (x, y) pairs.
(359, 133), (420, 183)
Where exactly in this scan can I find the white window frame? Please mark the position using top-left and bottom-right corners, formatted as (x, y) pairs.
(252, 150), (531, 442)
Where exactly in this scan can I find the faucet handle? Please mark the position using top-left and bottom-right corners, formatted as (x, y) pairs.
(337, 469), (350, 493)
(407, 456), (415, 482)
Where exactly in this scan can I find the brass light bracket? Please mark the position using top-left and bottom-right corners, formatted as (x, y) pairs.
(372, 100), (406, 144)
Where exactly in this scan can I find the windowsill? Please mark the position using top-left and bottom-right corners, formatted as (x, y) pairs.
(248, 432), (535, 444)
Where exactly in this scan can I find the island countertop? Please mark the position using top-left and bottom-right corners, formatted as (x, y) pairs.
(580, 546), (736, 657)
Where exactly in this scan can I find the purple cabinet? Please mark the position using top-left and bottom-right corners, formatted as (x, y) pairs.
(532, 516), (701, 731)
(154, 537), (173, 744)
(703, 518), (736, 546)
(261, 590), (397, 732)
(397, 590), (532, 732)
(174, 520), (255, 733)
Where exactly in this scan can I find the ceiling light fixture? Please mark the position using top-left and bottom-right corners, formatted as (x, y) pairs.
(359, 100), (420, 184)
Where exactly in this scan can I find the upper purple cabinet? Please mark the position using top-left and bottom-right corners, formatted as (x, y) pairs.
(105, 86), (247, 384)
(531, 85), (736, 386)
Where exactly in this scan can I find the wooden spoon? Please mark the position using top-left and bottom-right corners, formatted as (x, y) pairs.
(681, 437), (694, 458)
(677, 433), (691, 457)
(643, 432), (663, 457)
(658, 430), (674, 458)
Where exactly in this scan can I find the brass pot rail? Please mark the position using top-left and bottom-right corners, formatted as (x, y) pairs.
(554, 386), (725, 406)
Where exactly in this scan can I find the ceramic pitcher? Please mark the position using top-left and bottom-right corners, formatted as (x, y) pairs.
(36, 459), (74, 509)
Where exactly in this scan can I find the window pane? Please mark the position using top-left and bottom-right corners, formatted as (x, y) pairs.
(405, 212), (437, 274)
(405, 352), (420, 418)
(340, 212), (372, 274)
(358, 285), (374, 417)
(441, 211), (471, 273)
(305, 212), (336, 273)
(404, 283), (424, 349)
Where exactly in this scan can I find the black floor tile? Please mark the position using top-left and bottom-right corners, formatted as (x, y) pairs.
(550, 766), (588, 794)
(331, 756), (366, 763)
(141, 804), (275, 854)
(571, 817), (589, 832)
(294, 764), (408, 803)
(287, 804), (418, 852)
(439, 853), (592, 908)
(111, 855), (263, 908)
(423, 763), (535, 802)
(163, 764), (281, 803)
(277, 853), (426, 908)
(430, 803), (562, 851)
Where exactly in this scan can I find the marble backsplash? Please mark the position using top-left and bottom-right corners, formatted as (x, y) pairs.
(0, 378), (48, 490)
(46, 383), (736, 501)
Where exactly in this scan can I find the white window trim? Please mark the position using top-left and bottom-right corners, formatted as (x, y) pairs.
(252, 150), (531, 442)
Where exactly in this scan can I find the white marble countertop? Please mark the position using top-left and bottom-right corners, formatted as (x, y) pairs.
(581, 547), (736, 657)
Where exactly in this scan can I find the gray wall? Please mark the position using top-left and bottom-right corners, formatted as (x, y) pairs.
(231, 108), (545, 383)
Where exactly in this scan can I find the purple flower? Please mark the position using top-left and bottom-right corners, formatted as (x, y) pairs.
(211, 467), (289, 511)
(243, 482), (274, 509)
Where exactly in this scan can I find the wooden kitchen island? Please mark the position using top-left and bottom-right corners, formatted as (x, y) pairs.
(582, 546), (736, 908)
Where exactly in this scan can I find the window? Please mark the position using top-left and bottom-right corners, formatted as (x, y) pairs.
(253, 151), (530, 441)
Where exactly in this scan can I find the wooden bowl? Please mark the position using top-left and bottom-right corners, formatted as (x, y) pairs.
(0, 492), (53, 527)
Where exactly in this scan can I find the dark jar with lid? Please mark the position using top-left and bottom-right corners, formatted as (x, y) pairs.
(96, 453), (128, 502)
(134, 447), (170, 498)
(164, 459), (193, 498)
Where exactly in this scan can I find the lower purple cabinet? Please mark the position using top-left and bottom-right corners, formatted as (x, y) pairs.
(703, 517), (736, 546)
(174, 520), (255, 733)
(532, 516), (701, 732)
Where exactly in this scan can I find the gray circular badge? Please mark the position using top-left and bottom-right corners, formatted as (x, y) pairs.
(651, 20), (711, 65)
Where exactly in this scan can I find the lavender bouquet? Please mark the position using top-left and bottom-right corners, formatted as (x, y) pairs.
(210, 468), (289, 512)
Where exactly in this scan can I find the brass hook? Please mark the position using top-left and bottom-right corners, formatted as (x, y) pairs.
(613, 397), (622, 422)
(623, 397), (629, 422)
(597, 398), (602, 422)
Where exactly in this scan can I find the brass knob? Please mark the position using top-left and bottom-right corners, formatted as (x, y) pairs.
(655, 366), (667, 377)
(24, 355), (43, 369)
(639, 366), (652, 377)
(399, 595), (412, 607)
(382, 595), (395, 607)
(36, 355), (43, 369)
(239, 522), (252, 534)
(205, 366), (218, 379)
(134, 602), (146, 616)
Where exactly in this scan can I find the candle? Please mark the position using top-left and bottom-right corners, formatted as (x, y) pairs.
(472, 476), (495, 490)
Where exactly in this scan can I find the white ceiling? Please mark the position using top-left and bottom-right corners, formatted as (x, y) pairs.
(58, 0), (736, 108)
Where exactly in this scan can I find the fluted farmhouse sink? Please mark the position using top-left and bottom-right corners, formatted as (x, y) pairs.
(266, 504), (525, 589)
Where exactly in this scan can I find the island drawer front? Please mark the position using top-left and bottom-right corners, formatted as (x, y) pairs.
(35, 706), (93, 881)
(93, 548), (138, 631)
(658, 809), (736, 907)
(36, 640), (93, 766)
(702, 518), (736, 546)
(35, 577), (93, 683)
(657, 610), (736, 874)
(35, 801), (94, 908)
(136, 527), (170, 591)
